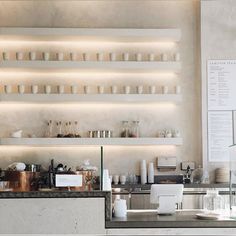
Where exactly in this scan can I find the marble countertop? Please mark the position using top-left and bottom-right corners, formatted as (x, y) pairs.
(106, 210), (236, 228)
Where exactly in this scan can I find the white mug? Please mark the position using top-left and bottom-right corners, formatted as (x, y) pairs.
(175, 85), (181, 94)
(109, 52), (116, 61)
(18, 85), (25, 94)
(71, 85), (77, 94)
(16, 52), (24, 60)
(83, 53), (90, 61)
(111, 85), (118, 94)
(149, 85), (156, 94)
(136, 53), (142, 61)
(4, 85), (12, 94)
(31, 85), (38, 94)
(29, 52), (36, 61)
(2, 52), (10, 61)
(162, 86), (168, 94)
(124, 86), (131, 94)
(113, 175), (119, 185)
(98, 85), (105, 94)
(84, 85), (90, 94)
(57, 52), (64, 61)
(148, 53), (155, 61)
(137, 85), (143, 94)
(161, 53), (168, 61)
(123, 52), (129, 61)
(120, 175), (126, 185)
(174, 53), (180, 61)
(58, 85), (65, 94)
(97, 53), (104, 61)
(70, 52), (77, 61)
(43, 52), (50, 61)
(45, 85), (51, 94)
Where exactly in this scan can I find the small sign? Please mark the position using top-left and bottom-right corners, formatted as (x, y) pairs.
(55, 174), (83, 187)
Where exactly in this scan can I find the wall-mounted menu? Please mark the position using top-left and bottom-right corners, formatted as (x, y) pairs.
(207, 60), (236, 162)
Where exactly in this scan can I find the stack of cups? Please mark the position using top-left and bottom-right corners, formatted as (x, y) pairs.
(140, 160), (147, 185)
(148, 162), (154, 184)
(103, 169), (112, 191)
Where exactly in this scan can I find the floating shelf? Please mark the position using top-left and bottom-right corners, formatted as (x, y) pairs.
(0, 138), (183, 146)
(0, 94), (182, 104)
(0, 61), (181, 73)
(0, 28), (181, 42)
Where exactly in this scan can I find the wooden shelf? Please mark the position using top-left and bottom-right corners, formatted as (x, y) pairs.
(0, 61), (181, 73)
(0, 94), (182, 104)
(0, 138), (183, 146)
(0, 28), (181, 42)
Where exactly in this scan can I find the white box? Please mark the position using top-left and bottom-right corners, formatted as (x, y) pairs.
(55, 174), (83, 187)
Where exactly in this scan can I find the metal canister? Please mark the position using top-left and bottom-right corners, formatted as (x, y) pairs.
(101, 130), (106, 138)
(88, 131), (93, 138)
(105, 130), (113, 138)
(94, 130), (100, 138)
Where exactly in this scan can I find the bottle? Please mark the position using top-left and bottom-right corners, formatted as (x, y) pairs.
(203, 190), (224, 212)
(130, 121), (140, 138)
(121, 121), (129, 137)
(148, 162), (154, 183)
(140, 160), (147, 185)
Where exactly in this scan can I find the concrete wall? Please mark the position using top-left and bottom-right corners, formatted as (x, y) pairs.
(0, 1), (201, 177)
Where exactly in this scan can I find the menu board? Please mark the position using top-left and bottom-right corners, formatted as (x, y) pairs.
(207, 60), (236, 162)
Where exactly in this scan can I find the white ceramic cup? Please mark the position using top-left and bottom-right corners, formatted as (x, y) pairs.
(2, 52), (10, 61)
(71, 85), (77, 94)
(43, 52), (50, 61)
(124, 86), (131, 94)
(123, 52), (129, 61)
(98, 85), (105, 94)
(31, 85), (38, 94)
(58, 85), (65, 94)
(18, 85), (25, 94)
(148, 53), (155, 61)
(120, 175), (126, 185)
(162, 86), (169, 94)
(97, 53), (104, 61)
(4, 85), (12, 94)
(70, 52), (77, 61)
(45, 85), (51, 94)
(111, 85), (118, 94)
(83, 53), (90, 61)
(136, 53), (142, 61)
(57, 52), (64, 61)
(84, 85), (90, 94)
(174, 53), (180, 61)
(113, 175), (119, 185)
(149, 85), (156, 94)
(109, 52), (116, 61)
(29, 51), (36, 61)
(137, 85), (143, 94)
(161, 53), (168, 61)
(16, 52), (24, 60)
(175, 85), (181, 94)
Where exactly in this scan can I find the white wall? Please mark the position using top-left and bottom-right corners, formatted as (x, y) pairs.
(0, 1), (201, 177)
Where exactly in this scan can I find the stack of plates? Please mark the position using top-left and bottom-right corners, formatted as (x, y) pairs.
(215, 168), (230, 183)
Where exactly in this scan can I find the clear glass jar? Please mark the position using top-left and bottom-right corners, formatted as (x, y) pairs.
(203, 190), (224, 212)
(45, 120), (53, 137)
(130, 121), (140, 138)
(121, 121), (129, 137)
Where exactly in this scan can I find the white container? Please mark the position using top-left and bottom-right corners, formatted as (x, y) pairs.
(175, 85), (181, 94)
(98, 85), (105, 94)
(136, 53), (142, 61)
(114, 199), (127, 218)
(83, 53), (90, 61)
(140, 160), (147, 185)
(57, 52), (64, 61)
(45, 85), (51, 94)
(148, 53), (155, 61)
(174, 53), (180, 61)
(123, 52), (129, 61)
(58, 85), (65, 94)
(16, 52), (23, 60)
(161, 53), (168, 61)
(31, 85), (38, 94)
(97, 53), (104, 61)
(2, 52), (10, 61)
(4, 85), (12, 94)
(149, 85), (156, 94)
(113, 175), (119, 185)
(71, 85), (77, 94)
(111, 85), (118, 94)
(84, 86), (90, 94)
(103, 169), (111, 191)
(137, 85), (143, 94)
(120, 175), (126, 185)
(43, 52), (50, 61)
(162, 86), (168, 94)
(148, 162), (154, 184)
(124, 86), (131, 94)
(109, 52), (116, 61)
(70, 52), (77, 61)
(18, 85), (25, 94)
(29, 51), (36, 61)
